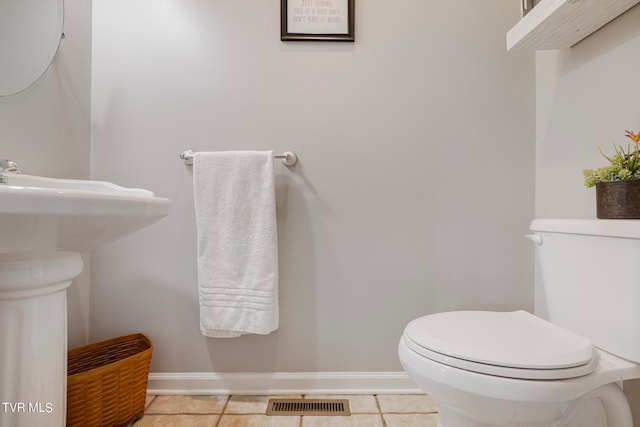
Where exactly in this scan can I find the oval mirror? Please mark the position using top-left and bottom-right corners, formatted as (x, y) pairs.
(0, 0), (64, 96)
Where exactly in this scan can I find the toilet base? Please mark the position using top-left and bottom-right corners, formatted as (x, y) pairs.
(436, 406), (511, 427)
(434, 403), (576, 427)
(434, 383), (630, 427)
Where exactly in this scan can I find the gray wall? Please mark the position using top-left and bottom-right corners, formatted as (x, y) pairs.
(0, 0), (91, 180)
(0, 0), (92, 348)
(89, 0), (535, 374)
(535, 5), (640, 219)
(534, 5), (640, 314)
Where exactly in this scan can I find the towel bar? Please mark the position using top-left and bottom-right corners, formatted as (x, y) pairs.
(180, 150), (297, 167)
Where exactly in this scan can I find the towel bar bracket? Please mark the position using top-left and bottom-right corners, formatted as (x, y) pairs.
(180, 150), (297, 167)
(180, 150), (195, 165)
(278, 151), (297, 166)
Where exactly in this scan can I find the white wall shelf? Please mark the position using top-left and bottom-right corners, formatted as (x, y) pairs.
(507, 0), (640, 51)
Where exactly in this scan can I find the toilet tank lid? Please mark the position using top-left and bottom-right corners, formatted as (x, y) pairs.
(404, 310), (594, 370)
(531, 219), (640, 239)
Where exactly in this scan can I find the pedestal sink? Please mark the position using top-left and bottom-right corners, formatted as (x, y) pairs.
(0, 173), (170, 427)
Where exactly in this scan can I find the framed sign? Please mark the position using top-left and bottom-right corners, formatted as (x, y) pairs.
(281, 0), (355, 42)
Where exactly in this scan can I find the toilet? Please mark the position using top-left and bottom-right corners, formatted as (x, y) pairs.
(398, 219), (640, 427)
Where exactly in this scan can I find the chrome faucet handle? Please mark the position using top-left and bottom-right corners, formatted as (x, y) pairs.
(0, 159), (21, 174)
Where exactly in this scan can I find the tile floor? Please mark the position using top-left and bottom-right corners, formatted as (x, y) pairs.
(133, 394), (439, 426)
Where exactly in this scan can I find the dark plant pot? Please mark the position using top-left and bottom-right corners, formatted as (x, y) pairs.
(596, 179), (640, 219)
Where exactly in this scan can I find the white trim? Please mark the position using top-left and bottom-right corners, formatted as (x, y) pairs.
(147, 371), (421, 395)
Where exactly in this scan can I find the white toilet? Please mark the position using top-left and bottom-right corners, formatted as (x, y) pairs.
(398, 219), (640, 427)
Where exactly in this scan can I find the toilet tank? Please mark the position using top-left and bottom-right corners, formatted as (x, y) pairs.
(530, 219), (640, 363)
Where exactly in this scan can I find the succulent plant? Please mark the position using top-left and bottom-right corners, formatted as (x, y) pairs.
(583, 130), (640, 188)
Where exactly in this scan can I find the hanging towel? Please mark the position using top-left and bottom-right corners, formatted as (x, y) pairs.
(193, 151), (279, 338)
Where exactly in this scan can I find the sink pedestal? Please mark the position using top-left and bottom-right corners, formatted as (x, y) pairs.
(0, 251), (83, 427)
(0, 172), (170, 426)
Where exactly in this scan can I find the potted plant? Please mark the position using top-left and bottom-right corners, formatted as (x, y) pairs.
(584, 130), (640, 219)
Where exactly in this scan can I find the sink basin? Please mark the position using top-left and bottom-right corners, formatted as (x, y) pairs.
(0, 173), (170, 254)
(0, 173), (170, 427)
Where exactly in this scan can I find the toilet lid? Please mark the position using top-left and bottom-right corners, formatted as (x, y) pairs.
(404, 311), (595, 373)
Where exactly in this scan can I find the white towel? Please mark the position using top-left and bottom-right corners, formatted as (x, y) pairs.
(193, 151), (279, 338)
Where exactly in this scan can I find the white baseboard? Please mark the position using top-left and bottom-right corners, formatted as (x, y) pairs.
(147, 371), (421, 395)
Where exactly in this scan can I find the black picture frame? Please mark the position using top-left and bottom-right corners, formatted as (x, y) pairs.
(281, 0), (355, 42)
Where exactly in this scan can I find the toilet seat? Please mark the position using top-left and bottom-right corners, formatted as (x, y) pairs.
(403, 310), (599, 380)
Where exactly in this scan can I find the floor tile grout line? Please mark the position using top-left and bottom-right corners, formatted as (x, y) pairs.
(374, 394), (382, 414)
(374, 394), (388, 427)
(212, 395), (229, 427)
(145, 395), (157, 408)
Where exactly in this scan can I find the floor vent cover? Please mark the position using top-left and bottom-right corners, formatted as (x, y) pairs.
(266, 399), (351, 416)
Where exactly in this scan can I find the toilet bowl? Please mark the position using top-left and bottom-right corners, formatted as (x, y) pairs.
(398, 310), (640, 426)
(399, 219), (640, 426)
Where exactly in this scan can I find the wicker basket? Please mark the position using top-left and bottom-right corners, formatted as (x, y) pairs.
(67, 333), (153, 427)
